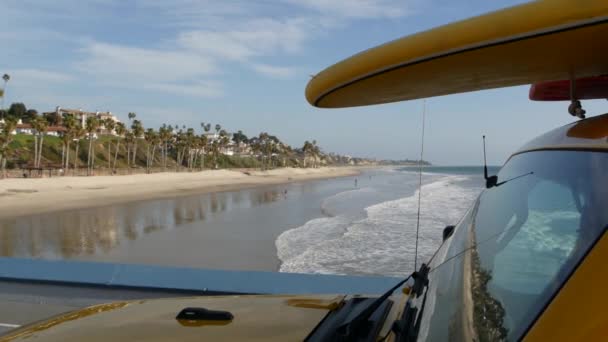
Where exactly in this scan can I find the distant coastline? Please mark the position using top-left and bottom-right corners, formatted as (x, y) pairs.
(378, 159), (432, 166)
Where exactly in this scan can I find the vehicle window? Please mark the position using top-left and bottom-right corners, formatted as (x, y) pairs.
(419, 150), (608, 342)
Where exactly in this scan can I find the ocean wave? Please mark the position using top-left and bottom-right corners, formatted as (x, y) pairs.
(320, 187), (375, 217)
(276, 175), (481, 277)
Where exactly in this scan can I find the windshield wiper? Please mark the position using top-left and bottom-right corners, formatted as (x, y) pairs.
(338, 274), (413, 338)
(390, 263), (430, 342)
(306, 274), (412, 342)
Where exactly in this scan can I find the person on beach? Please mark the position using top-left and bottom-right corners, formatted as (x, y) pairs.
(354, 178), (358, 188)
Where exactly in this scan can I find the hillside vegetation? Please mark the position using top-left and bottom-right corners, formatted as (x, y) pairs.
(6, 134), (264, 170)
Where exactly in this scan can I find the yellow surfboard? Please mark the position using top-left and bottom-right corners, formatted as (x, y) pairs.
(305, 0), (608, 108)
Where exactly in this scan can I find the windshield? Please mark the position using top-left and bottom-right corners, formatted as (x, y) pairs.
(417, 150), (608, 341)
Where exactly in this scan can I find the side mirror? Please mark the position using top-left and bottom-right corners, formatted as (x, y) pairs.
(442, 225), (455, 241)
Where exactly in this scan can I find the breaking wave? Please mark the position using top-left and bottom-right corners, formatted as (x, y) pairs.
(276, 175), (481, 277)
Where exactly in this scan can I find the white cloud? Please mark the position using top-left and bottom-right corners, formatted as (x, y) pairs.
(143, 81), (223, 98)
(251, 64), (296, 78)
(177, 18), (312, 61)
(3, 0), (412, 101)
(77, 42), (217, 82)
(8, 69), (74, 84)
(73, 42), (223, 98)
(284, 0), (408, 19)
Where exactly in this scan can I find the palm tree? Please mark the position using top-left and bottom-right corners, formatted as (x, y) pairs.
(61, 115), (77, 171)
(85, 116), (100, 175)
(72, 126), (85, 175)
(211, 140), (220, 169)
(173, 127), (193, 171)
(302, 140), (313, 168)
(309, 140), (318, 168)
(1, 74), (10, 110)
(150, 130), (161, 171)
(184, 128), (196, 170)
(282, 144), (294, 167)
(131, 119), (144, 167)
(196, 134), (208, 170)
(144, 128), (157, 173)
(158, 124), (173, 170)
(31, 116), (48, 168)
(103, 118), (116, 170)
(220, 134), (230, 168)
(112, 122), (126, 171)
(128, 112), (136, 124)
(124, 131), (134, 171)
(0, 117), (17, 177)
(60, 130), (71, 171)
(212, 129), (228, 169)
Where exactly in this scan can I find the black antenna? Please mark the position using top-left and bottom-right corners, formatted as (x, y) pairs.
(483, 135), (488, 179)
(414, 100), (426, 271)
(482, 135), (497, 189)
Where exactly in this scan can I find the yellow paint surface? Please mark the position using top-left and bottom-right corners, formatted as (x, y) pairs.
(524, 233), (608, 341)
(306, 0), (608, 108)
(0, 295), (341, 342)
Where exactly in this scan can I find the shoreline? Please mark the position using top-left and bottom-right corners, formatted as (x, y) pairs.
(0, 167), (361, 220)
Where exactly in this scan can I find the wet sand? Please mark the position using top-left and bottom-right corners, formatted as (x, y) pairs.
(0, 174), (364, 271)
(0, 167), (359, 220)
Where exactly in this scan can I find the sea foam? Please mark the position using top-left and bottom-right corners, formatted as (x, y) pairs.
(276, 175), (481, 277)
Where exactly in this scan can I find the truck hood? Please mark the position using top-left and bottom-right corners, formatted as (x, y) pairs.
(1, 295), (345, 341)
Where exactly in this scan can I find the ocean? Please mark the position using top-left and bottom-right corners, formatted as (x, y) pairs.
(276, 166), (491, 276)
(0, 166), (495, 277)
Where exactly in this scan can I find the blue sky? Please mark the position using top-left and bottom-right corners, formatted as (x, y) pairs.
(2, 0), (606, 165)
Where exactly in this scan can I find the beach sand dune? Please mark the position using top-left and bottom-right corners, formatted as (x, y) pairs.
(0, 167), (359, 219)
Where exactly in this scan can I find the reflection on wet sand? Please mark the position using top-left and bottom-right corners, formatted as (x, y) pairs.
(0, 188), (284, 260)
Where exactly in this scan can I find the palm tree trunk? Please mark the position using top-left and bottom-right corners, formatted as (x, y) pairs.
(113, 140), (120, 172)
(146, 145), (150, 173)
(37, 135), (44, 168)
(87, 137), (93, 175)
(107, 141), (112, 171)
(33, 135), (38, 168)
(151, 145), (156, 171)
(163, 142), (167, 170)
(61, 143), (65, 169)
(0, 144), (6, 178)
(65, 141), (70, 173)
(74, 141), (80, 176)
(1, 153), (6, 178)
(91, 140), (95, 173)
(133, 140), (138, 166)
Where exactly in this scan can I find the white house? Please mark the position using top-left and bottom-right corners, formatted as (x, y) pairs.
(43, 106), (122, 135)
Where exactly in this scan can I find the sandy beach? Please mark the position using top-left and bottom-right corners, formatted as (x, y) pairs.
(0, 167), (359, 219)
